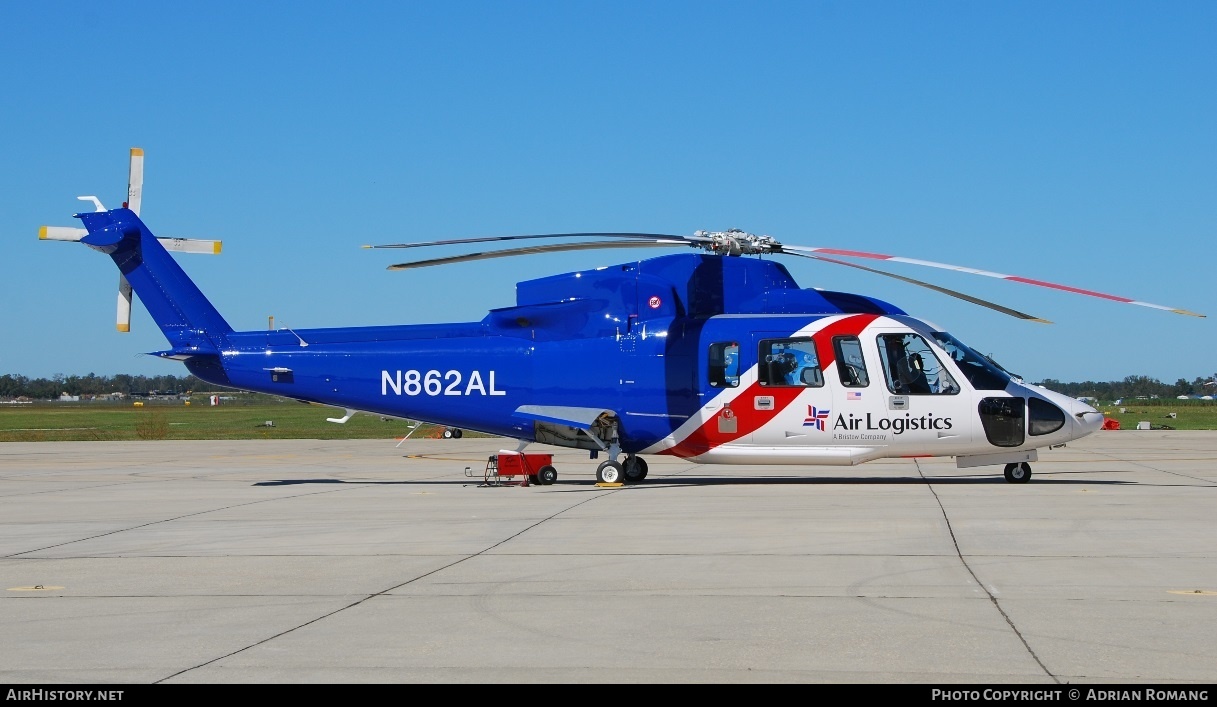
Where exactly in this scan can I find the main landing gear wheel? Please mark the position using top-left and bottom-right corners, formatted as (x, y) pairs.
(1004, 462), (1032, 484)
(623, 455), (648, 483)
(596, 460), (623, 484)
(537, 465), (558, 485)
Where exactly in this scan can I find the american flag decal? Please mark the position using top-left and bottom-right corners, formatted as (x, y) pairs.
(803, 405), (830, 431)
(847, 391), (862, 401)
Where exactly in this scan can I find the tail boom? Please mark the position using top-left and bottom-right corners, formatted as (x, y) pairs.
(77, 208), (233, 355)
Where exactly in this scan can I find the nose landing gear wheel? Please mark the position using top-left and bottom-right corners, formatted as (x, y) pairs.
(596, 460), (623, 484)
(1004, 462), (1031, 483)
(623, 455), (648, 482)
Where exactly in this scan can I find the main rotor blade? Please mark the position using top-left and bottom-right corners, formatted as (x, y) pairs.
(779, 244), (1204, 318)
(386, 239), (689, 270)
(787, 252), (1052, 323)
(368, 232), (703, 250)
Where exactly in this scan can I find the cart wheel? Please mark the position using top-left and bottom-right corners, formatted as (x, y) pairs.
(538, 465), (558, 485)
(528, 474), (539, 485)
(451, 428), (463, 439)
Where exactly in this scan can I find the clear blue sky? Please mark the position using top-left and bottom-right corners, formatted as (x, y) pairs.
(3, 1), (1213, 384)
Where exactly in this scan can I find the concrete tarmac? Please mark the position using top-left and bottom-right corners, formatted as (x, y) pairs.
(1, 431), (1215, 684)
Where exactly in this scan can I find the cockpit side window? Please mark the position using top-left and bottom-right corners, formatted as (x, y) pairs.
(930, 332), (1011, 390)
(759, 338), (823, 387)
(833, 336), (870, 388)
(708, 342), (740, 388)
(877, 333), (959, 395)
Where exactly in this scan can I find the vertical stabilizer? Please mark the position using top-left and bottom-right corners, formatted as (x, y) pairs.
(77, 208), (232, 355)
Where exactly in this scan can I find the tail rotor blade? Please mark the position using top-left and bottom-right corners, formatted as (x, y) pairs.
(39, 226), (88, 241)
(158, 238), (223, 255)
(126, 148), (144, 215)
(117, 275), (133, 333)
(39, 147), (228, 334)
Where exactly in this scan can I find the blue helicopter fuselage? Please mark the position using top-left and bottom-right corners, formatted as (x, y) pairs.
(75, 207), (1103, 475)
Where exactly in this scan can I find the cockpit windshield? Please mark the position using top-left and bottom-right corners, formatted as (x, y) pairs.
(931, 332), (1012, 391)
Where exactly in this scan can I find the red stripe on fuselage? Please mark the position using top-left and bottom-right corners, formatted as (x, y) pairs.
(662, 314), (878, 458)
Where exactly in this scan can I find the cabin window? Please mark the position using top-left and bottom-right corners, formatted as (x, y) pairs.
(877, 333), (959, 395)
(758, 338), (823, 387)
(708, 342), (740, 388)
(832, 336), (870, 387)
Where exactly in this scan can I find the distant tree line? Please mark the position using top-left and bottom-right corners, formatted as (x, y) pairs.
(2, 371), (1213, 402)
(1035, 375), (1215, 400)
(0, 373), (210, 399)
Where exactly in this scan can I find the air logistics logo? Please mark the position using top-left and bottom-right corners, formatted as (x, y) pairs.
(803, 406), (830, 431)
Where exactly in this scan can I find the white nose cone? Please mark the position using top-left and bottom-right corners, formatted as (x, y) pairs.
(1070, 397), (1105, 438)
(1025, 384), (1105, 441)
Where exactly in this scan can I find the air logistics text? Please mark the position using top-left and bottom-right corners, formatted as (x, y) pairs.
(835, 412), (953, 435)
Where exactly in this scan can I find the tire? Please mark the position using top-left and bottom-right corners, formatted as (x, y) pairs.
(538, 465), (557, 485)
(442, 428), (453, 439)
(623, 455), (648, 482)
(1004, 462), (1031, 484)
(451, 428), (463, 439)
(596, 460), (623, 484)
(528, 474), (539, 485)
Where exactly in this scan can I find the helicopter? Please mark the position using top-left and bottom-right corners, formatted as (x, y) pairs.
(41, 149), (1205, 485)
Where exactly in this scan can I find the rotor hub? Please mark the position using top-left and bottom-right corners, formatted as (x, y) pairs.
(693, 228), (778, 256)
